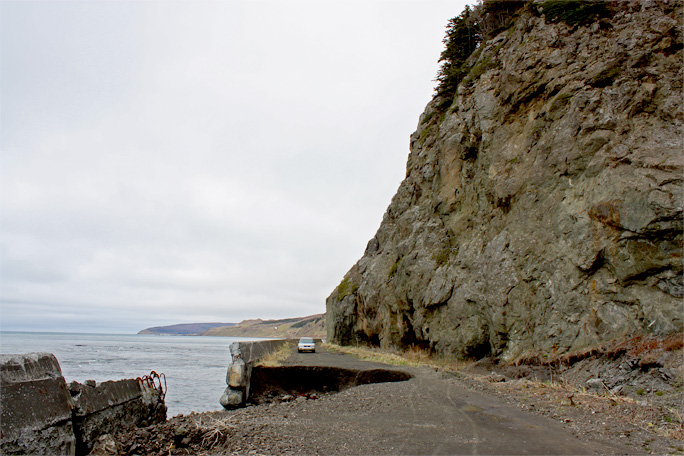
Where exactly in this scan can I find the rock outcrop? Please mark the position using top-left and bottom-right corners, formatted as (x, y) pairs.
(327, 1), (683, 362)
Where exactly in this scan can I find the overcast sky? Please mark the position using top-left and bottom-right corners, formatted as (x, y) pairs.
(1, 0), (468, 334)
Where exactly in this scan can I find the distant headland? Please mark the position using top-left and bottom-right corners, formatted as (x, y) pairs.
(138, 322), (235, 335)
(139, 314), (325, 339)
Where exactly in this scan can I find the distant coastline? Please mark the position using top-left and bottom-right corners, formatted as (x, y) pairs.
(140, 314), (325, 339)
(138, 322), (235, 336)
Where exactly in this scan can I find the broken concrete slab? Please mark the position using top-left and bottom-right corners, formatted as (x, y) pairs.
(0, 353), (76, 456)
(1, 353), (167, 456)
(70, 376), (167, 455)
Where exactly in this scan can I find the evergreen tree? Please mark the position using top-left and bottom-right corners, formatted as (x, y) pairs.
(434, 1), (527, 107)
(435, 6), (480, 100)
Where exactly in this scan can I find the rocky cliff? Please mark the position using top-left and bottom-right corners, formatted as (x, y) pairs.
(326, 0), (683, 362)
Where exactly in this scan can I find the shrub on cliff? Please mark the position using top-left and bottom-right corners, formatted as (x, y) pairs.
(435, 0), (527, 108)
(435, 6), (480, 102)
(538, 0), (610, 26)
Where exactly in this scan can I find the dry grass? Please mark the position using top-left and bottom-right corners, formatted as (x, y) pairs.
(194, 415), (237, 449)
(322, 343), (471, 371)
(254, 341), (296, 367)
(486, 375), (684, 443)
(508, 376), (637, 404)
(661, 406), (684, 441)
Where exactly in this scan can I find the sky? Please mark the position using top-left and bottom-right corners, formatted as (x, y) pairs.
(1, 0), (469, 334)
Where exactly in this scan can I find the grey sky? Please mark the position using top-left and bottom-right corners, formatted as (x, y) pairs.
(1, 0), (467, 334)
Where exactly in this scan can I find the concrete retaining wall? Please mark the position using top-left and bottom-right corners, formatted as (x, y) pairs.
(0, 353), (166, 456)
(219, 339), (289, 409)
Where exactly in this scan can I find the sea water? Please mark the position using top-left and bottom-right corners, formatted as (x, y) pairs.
(0, 331), (265, 416)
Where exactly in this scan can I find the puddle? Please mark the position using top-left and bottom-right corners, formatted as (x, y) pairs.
(483, 412), (509, 423)
(461, 404), (484, 413)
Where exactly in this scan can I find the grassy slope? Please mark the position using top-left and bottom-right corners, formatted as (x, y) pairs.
(202, 314), (326, 339)
(138, 322), (235, 335)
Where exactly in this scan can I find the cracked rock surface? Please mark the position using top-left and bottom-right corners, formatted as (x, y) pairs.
(326, 0), (683, 361)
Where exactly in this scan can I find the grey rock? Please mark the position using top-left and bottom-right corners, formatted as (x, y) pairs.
(89, 434), (120, 456)
(326, 2), (683, 361)
(610, 385), (625, 396)
(585, 378), (605, 391)
(486, 373), (506, 383)
(220, 388), (244, 408)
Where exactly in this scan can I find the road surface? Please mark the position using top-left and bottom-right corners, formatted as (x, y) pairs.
(242, 344), (640, 455)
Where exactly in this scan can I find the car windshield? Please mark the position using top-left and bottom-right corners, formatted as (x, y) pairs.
(299, 338), (314, 343)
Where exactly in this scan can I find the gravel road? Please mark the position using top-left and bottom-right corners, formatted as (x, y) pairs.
(94, 344), (677, 455)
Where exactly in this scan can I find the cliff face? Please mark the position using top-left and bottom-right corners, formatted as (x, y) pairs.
(326, 1), (683, 361)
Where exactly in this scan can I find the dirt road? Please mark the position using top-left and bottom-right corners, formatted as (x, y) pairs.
(105, 344), (664, 455)
(242, 345), (637, 455)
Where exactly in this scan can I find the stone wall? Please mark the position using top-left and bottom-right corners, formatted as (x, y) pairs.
(219, 339), (289, 409)
(0, 353), (166, 456)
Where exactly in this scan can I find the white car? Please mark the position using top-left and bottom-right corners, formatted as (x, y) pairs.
(297, 337), (316, 353)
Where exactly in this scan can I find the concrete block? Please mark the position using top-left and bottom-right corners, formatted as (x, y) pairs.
(0, 353), (76, 456)
(1, 353), (167, 456)
(70, 379), (145, 415)
(243, 363), (253, 399)
(230, 339), (289, 365)
(70, 378), (166, 455)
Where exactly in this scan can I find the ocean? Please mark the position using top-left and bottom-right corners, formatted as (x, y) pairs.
(0, 331), (265, 416)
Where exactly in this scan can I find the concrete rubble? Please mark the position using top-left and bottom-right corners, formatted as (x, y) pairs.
(0, 353), (166, 456)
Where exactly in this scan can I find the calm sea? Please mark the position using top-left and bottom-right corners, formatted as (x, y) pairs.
(0, 331), (265, 416)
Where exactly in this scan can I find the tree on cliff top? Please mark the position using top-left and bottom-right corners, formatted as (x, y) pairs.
(435, 0), (612, 106)
(434, 0), (527, 105)
(434, 6), (480, 102)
